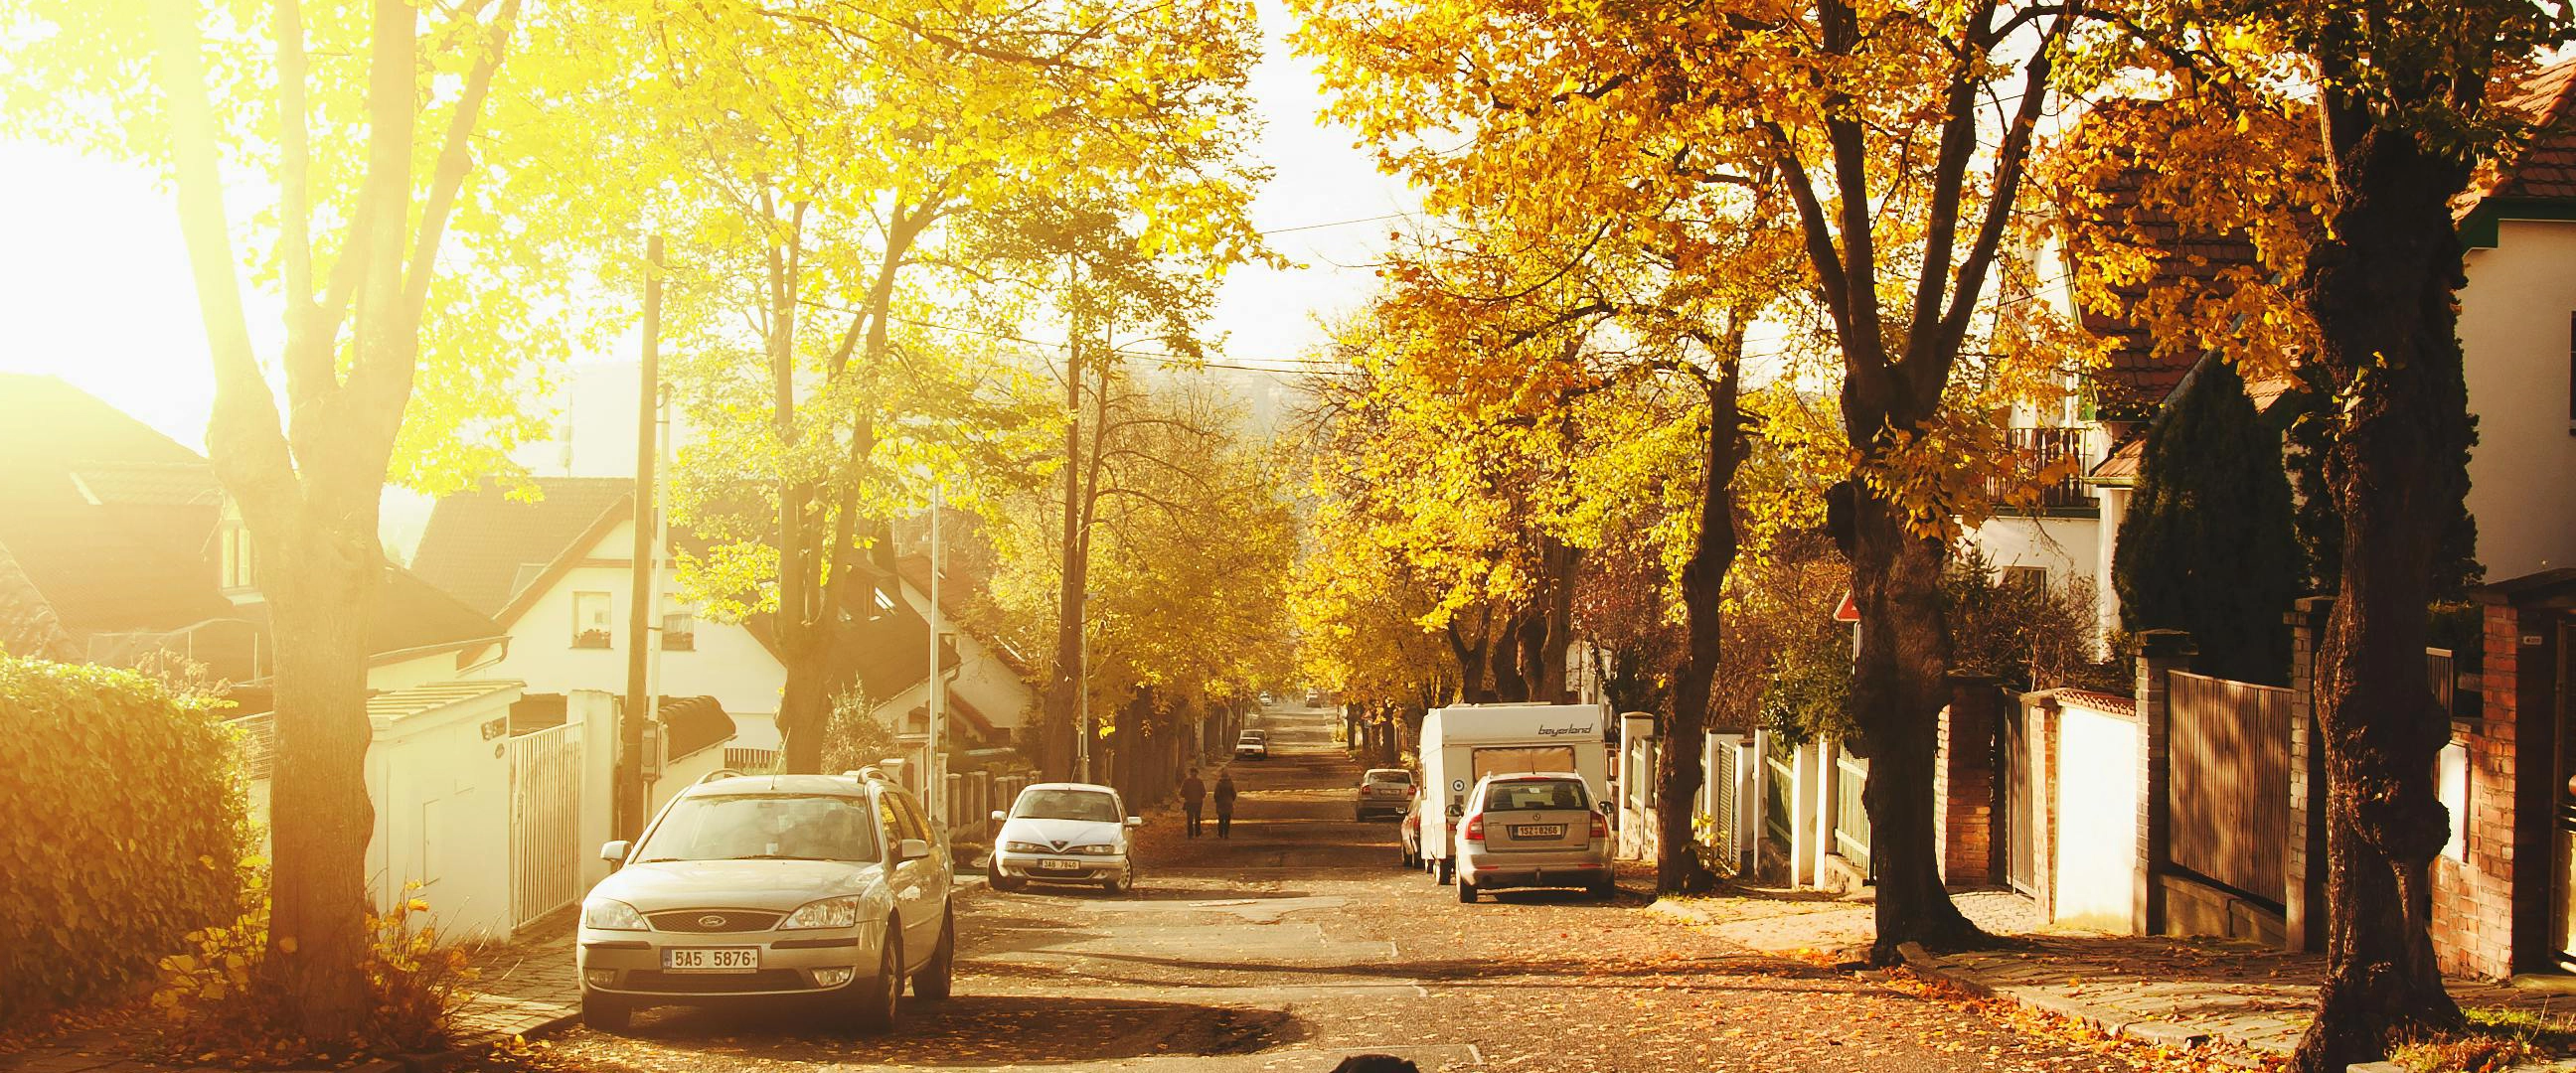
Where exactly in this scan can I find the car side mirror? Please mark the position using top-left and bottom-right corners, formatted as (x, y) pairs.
(1125, 816), (1144, 828)
(896, 838), (932, 862)
(600, 840), (630, 865)
(990, 810), (1007, 823)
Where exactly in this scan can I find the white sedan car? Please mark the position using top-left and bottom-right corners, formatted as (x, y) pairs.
(988, 783), (1142, 893)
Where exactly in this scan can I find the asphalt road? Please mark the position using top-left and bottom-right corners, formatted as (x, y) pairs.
(538, 704), (2146, 1072)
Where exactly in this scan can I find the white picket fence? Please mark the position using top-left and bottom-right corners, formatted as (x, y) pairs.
(507, 722), (582, 930)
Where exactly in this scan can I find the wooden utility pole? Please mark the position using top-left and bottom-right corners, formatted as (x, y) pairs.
(618, 234), (664, 842)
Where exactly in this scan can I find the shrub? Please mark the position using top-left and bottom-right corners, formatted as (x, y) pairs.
(152, 873), (478, 1065)
(0, 657), (243, 1024)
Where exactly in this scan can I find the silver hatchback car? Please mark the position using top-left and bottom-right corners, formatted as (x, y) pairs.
(1453, 772), (1614, 902)
(576, 770), (956, 1032)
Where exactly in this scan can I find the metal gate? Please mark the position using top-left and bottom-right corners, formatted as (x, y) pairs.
(1707, 738), (1739, 875)
(508, 722), (582, 931)
(2003, 701), (2037, 894)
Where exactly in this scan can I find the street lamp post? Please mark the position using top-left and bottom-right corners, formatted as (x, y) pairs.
(1075, 590), (1091, 783)
(926, 482), (943, 824)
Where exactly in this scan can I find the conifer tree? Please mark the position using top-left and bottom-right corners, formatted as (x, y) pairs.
(2114, 357), (2302, 686)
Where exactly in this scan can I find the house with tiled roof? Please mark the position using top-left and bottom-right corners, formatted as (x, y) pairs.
(410, 477), (1030, 783)
(2458, 55), (2576, 581)
(1970, 58), (2576, 643)
(0, 375), (507, 686)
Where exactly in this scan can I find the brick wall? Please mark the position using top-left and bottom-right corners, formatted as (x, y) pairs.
(2430, 603), (2524, 979)
(1935, 675), (2000, 886)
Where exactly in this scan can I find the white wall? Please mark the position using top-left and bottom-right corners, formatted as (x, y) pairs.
(364, 688), (519, 942)
(496, 519), (784, 730)
(1967, 514), (2100, 590)
(895, 575), (1035, 731)
(570, 690), (619, 888)
(2460, 220), (2576, 580)
(2052, 699), (2140, 933)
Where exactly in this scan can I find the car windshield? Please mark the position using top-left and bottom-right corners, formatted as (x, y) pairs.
(1240, 731), (1265, 741)
(1015, 789), (1120, 823)
(1365, 770), (1412, 785)
(633, 794), (879, 862)
(1482, 780), (1587, 812)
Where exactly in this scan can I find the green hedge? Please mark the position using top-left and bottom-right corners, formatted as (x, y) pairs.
(0, 657), (244, 1022)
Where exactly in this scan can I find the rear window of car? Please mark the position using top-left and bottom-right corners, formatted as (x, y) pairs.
(1364, 770), (1412, 785)
(1481, 780), (1587, 812)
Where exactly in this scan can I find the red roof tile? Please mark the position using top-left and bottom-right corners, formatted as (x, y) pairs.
(2477, 56), (2576, 206)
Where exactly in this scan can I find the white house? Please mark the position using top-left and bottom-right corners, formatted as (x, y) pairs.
(2458, 57), (2576, 580)
(1969, 58), (2576, 638)
(409, 478), (1034, 787)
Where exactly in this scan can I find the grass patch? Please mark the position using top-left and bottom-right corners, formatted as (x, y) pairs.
(2387, 1006), (2576, 1072)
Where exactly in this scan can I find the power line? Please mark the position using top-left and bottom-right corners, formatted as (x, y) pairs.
(1258, 212), (1420, 236)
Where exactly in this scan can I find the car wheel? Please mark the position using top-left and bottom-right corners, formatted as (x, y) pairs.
(854, 927), (903, 1033)
(911, 908), (955, 1001)
(1436, 856), (1453, 883)
(1590, 877), (1617, 900)
(988, 869), (1024, 893)
(1456, 874), (1479, 903)
(582, 990), (631, 1033)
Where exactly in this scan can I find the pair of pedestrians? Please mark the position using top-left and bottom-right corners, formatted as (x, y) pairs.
(1180, 768), (1238, 839)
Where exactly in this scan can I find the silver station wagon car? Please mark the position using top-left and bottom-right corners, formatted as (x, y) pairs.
(576, 770), (956, 1032)
(1453, 772), (1614, 902)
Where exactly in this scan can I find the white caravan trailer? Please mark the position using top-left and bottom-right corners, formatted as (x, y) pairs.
(1417, 703), (1611, 879)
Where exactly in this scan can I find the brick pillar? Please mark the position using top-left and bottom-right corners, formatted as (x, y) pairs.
(2026, 691), (2061, 921)
(2134, 629), (2192, 937)
(2284, 596), (2334, 952)
(1936, 674), (2000, 887)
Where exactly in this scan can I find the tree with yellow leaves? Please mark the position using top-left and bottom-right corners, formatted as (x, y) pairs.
(0, 0), (572, 1037)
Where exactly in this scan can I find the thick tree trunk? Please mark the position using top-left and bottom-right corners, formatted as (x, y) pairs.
(1445, 613), (1492, 702)
(1515, 590), (1551, 701)
(255, 523), (379, 1039)
(1849, 497), (1984, 960)
(1539, 543), (1578, 701)
(2290, 94), (2474, 1073)
(1491, 608), (1532, 702)
(776, 659), (833, 773)
(1656, 372), (1743, 896)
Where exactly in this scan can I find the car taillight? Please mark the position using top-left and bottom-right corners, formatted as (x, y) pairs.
(1589, 813), (1609, 840)
(1463, 814), (1485, 842)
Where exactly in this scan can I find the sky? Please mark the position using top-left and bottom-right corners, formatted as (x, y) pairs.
(0, 0), (1414, 452)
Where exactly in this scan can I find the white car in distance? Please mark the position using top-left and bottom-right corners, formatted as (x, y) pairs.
(988, 783), (1142, 893)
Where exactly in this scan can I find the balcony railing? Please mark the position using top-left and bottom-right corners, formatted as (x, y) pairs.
(1989, 427), (2095, 511)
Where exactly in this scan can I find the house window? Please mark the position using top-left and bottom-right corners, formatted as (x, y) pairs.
(572, 591), (612, 649)
(661, 596), (696, 652)
(219, 524), (256, 591)
(2003, 566), (2050, 592)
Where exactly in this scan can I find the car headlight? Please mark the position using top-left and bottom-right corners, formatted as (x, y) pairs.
(1003, 841), (1051, 853)
(582, 898), (647, 931)
(780, 895), (861, 930)
(1072, 843), (1118, 855)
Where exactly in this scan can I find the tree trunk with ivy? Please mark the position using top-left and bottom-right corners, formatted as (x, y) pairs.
(2290, 72), (2479, 1073)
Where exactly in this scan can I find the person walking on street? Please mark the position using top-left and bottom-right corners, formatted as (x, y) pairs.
(1181, 769), (1207, 838)
(1213, 770), (1239, 840)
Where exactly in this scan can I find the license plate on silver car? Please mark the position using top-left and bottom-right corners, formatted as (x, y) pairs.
(1039, 858), (1082, 870)
(663, 947), (758, 973)
(1515, 825), (1564, 839)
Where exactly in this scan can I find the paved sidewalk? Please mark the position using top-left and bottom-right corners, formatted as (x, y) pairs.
(1654, 881), (2576, 1066)
(1904, 935), (2576, 1062)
